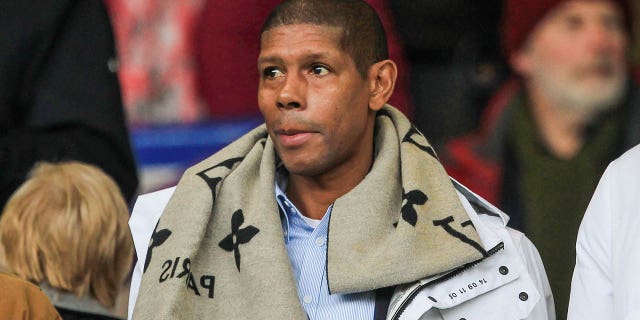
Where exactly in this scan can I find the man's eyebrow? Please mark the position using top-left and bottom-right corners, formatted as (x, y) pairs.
(257, 52), (333, 65)
(257, 56), (283, 65)
(303, 52), (332, 61)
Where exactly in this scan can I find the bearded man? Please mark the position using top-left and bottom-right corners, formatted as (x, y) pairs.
(443, 0), (639, 318)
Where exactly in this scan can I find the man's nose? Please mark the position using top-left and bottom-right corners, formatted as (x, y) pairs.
(276, 72), (305, 109)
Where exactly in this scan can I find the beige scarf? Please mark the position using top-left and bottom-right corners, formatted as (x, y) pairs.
(133, 106), (486, 319)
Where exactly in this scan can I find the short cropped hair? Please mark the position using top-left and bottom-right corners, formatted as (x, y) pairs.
(0, 161), (133, 308)
(261, 0), (388, 77)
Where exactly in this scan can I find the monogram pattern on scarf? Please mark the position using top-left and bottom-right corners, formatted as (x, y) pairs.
(433, 216), (488, 257)
(144, 223), (172, 273)
(402, 126), (438, 159)
(218, 209), (260, 271)
(393, 189), (429, 228)
(196, 157), (245, 203)
(401, 188), (428, 227)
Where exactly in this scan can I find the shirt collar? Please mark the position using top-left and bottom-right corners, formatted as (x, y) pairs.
(275, 168), (332, 242)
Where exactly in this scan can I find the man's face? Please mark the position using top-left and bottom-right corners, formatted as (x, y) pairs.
(258, 24), (375, 177)
(514, 0), (628, 116)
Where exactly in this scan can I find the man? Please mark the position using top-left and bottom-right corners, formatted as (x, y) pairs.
(128, 1), (553, 319)
(443, 0), (639, 318)
(568, 143), (640, 319)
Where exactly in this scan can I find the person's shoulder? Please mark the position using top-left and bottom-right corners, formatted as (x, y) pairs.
(130, 186), (176, 230)
(502, 225), (532, 254)
(451, 178), (510, 226)
(133, 186), (177, 211)
(596, 144), (640, 224)
(611, 144), (640, 172)
(137, 186), (177, 200)
(452, 178), (537, 255)
(0, 272), (62, 319)
(601, 144), (640, 197)
(0, 272), (40, 292)
(130, 186), (176, 248)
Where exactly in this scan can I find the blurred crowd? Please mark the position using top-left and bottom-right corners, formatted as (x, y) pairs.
(1, 0), (639, 319)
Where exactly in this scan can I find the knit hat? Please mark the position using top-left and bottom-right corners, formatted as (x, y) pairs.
(502, 0), (632, 57)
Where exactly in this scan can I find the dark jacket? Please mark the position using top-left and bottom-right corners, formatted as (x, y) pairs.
(0, 0), (138, 206)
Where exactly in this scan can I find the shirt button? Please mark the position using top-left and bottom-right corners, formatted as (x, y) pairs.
(499, 266), (509, 275)
(303, 295), (312, 304)
(519, 292), (529, 301)
(315, 237), (326, 247)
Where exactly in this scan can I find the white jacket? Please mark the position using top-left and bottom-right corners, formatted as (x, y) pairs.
(128, 181), (554, 320)
(568, 144), (640, 320)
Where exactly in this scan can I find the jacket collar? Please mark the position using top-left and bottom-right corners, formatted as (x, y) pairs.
(386, 182), (538, 319)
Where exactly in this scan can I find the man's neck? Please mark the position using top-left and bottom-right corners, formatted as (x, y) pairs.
(285, 152), (373, 221)
(527, 89), (592, 159)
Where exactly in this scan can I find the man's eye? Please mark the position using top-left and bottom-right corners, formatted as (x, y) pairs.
(602, 15), (623, 32)
(264, 68), (284, 79)
(311, 65), (330, 76)
(564, 15), (583, 30)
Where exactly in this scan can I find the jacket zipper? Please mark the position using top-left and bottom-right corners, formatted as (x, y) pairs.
(389, 242), (505, 320)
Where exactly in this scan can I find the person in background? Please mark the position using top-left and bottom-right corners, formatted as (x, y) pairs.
(128, 1), (553, 319)
(104, 0), (206, 124)
(443, 0), (639, 318)
(0, 161), (134, 320)
(567, 144), (640, 319)
(389, 0), (507, 151)
(0, 0), (139, 208)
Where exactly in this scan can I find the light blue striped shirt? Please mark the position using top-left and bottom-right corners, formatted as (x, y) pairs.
(275, 173), (376, 320)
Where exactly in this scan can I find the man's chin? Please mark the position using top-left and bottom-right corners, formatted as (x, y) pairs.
(562, 94), (622, 121)
(281, 160), (325, 178)
(556, 77), (626, 114)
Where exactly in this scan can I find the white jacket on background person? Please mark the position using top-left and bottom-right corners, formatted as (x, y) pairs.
(568, 144), (640, 320)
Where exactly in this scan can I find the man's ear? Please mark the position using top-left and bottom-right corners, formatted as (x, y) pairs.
(368, 59), (397, 112)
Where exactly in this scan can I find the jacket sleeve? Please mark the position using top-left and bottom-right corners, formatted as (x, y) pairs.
(567, 163), (614, 320)
(0, 0), (138, 205)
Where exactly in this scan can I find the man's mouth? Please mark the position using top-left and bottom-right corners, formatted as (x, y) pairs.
(275, 128), (315, 148)
(579, 61), (617, 79)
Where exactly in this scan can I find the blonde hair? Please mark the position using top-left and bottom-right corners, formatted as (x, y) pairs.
(0, 161), (133, 308)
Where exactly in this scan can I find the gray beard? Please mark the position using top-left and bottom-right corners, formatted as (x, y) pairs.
(535, 70), (627, 120)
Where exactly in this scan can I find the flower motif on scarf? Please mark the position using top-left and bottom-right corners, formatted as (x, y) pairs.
(399, 188), (428, 227)
(218, 209), (260, 271)
(144, 224), (172, 273)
